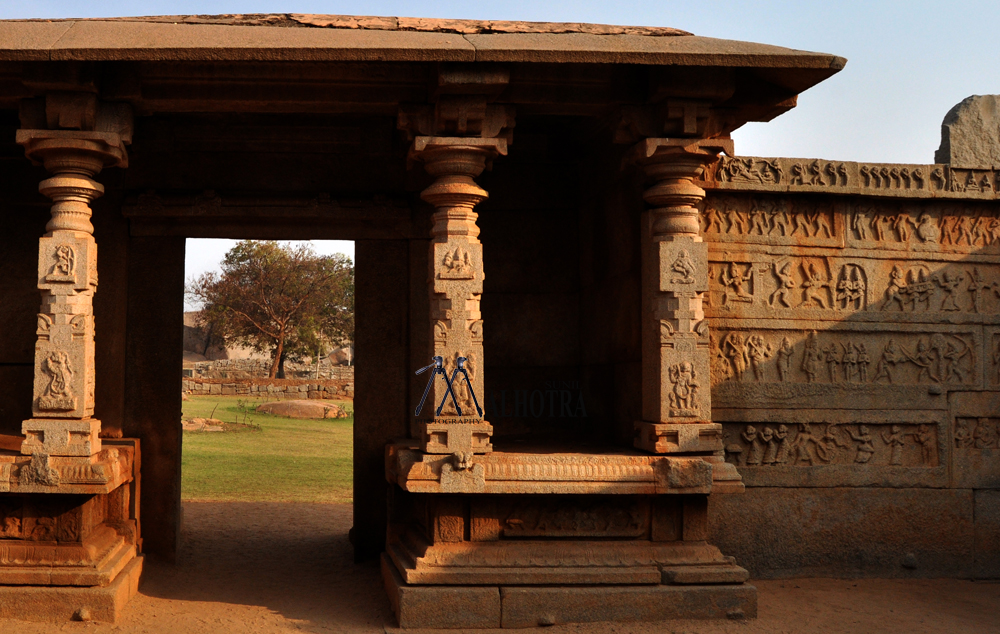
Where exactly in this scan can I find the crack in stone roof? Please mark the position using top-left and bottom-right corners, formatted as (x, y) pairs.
(10, 13), (693, 37)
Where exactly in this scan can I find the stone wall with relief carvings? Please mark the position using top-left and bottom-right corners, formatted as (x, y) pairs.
(701, 157), (1000, 579)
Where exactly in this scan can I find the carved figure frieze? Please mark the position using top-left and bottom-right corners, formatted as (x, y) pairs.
(716, 156), (782, 184)
(706, 156), (1000, 198)
(710, 253), (1000, 321)
(849, 203), (1000, 251)
(878, 263), (1000, 315)
(0, 500), (22, 539)
(703, 195), (839, 245)
(712, 328), (976, 387)
(713, 261), (754, 305)
(949, 169), (996, 194)
(955, 417), (1000, 450)
(724, 422), (938, 468)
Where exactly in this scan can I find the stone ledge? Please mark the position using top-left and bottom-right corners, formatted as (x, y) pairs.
(500, 583), (757, 627)
(0, 442), (134, 495)
(382, 554), (501, 629)
(387, 443), (725, 494)
(0, 555), (142, 623)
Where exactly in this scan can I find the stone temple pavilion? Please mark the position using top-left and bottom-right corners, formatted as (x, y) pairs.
(0, 13), (996, 628)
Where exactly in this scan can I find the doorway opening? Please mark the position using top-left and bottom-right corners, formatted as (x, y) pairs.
(144, 238), (388, 627)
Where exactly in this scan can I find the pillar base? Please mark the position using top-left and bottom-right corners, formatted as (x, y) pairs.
(417, 419), (493, 454)
(634, 421), (723, 454)
(0, 554), (142, 623)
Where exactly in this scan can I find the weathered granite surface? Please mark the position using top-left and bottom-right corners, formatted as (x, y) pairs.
(936, 95), (1000, 168)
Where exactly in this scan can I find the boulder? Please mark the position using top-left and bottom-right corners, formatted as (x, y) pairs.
(935, 95), (1000, 167)
(256, 399), (349, 419)
(329, 346), (353, 366)
(182, 417), (226, 432)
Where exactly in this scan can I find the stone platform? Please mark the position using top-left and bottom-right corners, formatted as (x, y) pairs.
(383, 554), (755, 628)
(0, 555), (143, 623)
(384, 443), (752, 628)
(0, 439), (141, 622)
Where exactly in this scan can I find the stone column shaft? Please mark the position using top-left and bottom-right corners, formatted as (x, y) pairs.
(16, 130), (127, 457)
(411, 136), (506, 455)
(630, 138), (732, 455)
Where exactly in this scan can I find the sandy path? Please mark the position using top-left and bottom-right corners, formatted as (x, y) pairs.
(1, 501), (997, 633)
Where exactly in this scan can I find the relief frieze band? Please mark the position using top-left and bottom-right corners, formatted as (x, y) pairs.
(709, 322), (982, 410)
(702, 192), (1000, 256)
(715, 409), (946, 488)
(708, 253), (1000, 324)
(708, 156), (998, 200)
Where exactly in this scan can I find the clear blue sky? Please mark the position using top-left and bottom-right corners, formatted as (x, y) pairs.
(6, 1), (998, 287)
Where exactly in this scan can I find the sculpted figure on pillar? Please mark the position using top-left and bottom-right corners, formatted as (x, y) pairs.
(399, 66), (515, 455)
(16, 93), (132, 458)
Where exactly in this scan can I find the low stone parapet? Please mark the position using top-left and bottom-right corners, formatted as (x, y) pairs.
(182, 377), (353, 399)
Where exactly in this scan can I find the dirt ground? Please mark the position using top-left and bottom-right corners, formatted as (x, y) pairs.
(1, 501), (998, 633)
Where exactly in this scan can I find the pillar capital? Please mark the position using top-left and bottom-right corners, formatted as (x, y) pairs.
(409, 137), (506, 241)
(627, 138), (732, 238)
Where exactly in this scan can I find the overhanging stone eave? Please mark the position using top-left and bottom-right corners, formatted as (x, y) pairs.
(0, 20), (845, 74)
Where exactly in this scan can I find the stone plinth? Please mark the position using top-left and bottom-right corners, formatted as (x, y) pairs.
(0, 556), (143, 623)
(384, 444), (752, 628)
(0, 438), (140, 624)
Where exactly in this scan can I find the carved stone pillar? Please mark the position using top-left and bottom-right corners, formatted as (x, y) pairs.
(630, 138), (733, 455)
(0, 98), (142, 623)
(16, 127), (128, 457)
(409, 136), (506, 455)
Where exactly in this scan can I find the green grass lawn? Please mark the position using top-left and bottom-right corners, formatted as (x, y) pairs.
(181, 395), (353, 503)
